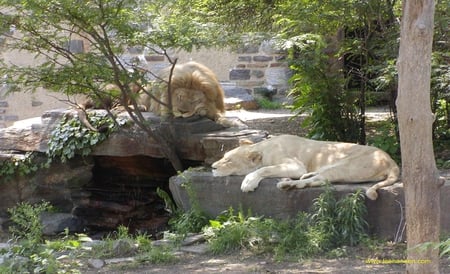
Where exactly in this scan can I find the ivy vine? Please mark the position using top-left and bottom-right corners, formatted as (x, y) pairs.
(0, 152), (39, 183)
(46, 112), (127, 163)
(0, 111), (127, 183)
(0, 113), (127, 182)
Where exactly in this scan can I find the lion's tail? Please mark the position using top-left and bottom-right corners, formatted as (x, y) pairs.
(77, 108), (99, 132)
(365, 164), (400, 200)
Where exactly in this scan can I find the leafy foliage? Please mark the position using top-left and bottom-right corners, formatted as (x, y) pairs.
(7, 201), (53, 247)
(2, 201), (82, 273)
(46, 112), (127, 163)
(0, 0), (230, 171)
(309, 187), (368, 248)
(255, 97), (284, 110)
(0, 152), (39, 183)
(200, 187), (368, 259)
(191, 0), (449, 145)
(0, 112), (126, 182)
(0, 0), (224, 96)
(280, 34), (360, 142)
(164, 173), (209, 237)
(367, 120), (401, 163)
(89, 225), (177, 264)
(1, 212), (175, 273)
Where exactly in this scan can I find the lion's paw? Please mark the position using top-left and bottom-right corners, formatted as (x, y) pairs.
(300, 172), (316, 180)
(277, 180), (307, 190)
(276, 181), (292, 190)
(365, 188), (378, 200)
(241, 174), (260, 192)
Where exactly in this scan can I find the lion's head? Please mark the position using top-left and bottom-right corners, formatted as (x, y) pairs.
(211, 140), (263, 177)
(173, 88), (206, 113)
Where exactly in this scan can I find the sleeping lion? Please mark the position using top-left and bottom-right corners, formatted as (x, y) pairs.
(212, 134), (400, 200)
(77, 62), (225, 132)
(149, 61), (225, 120)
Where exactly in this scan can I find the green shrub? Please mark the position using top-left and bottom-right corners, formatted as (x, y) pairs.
(367, 120), (401, 163)
(255, 97), (284, 109)
(203, 186), (368, 259)
(204, 208), (257, 254)
(8, 201), (53, 248)
(311, 186), (368, 248)
(163, 175), (209, 237)
(3, 201), (86, 273)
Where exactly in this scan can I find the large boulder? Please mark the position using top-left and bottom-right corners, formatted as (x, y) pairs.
(170, 170), (450, 241)
(0, 108), (268, 232)
(0, 109), (267, 163)
(222, 84), (259, 110)
(0, 155), (93, 213)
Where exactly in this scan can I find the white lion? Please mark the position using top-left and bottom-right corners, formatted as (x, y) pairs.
(211, 135), (400, 200)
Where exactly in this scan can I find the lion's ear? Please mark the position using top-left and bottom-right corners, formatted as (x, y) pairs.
(239, 139), (254, 146)
(247, 151), (262, 163)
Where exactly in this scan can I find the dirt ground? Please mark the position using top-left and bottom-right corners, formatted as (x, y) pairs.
(84, 246), (450, 274)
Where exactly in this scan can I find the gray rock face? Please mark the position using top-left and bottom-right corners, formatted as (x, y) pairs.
(222, 84), (259, 110)
(0, 109), (266, 162)
(0, 155), (93, 214)
(41, 212), (85, 235)
(169, 170), (450, 241)
(0, 108), (268, 232)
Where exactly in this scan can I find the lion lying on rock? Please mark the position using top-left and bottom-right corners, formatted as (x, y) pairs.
(212, 135), (400, 200)
(76, 62), (227, 130)
(149, 61), (225, 120)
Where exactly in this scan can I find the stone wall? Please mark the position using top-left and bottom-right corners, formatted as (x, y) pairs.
(228, 40), (291, 94)
(0, 34), (291, 128)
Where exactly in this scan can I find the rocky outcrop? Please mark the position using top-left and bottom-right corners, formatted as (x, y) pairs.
(0, 108), (268, 233)
(170, 170), (450, 241)
(0, 155), (93, 213)
(0, 109), (267, 163)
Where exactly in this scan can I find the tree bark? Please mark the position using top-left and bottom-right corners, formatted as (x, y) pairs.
(396, 0), (442, 273)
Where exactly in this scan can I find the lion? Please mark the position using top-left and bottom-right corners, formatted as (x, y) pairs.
(76, 83), (147, 132)
(149, 61), (225, 120)
(211, 134), (400, 200)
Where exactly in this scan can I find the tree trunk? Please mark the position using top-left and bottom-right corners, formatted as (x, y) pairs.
(396, 0), (442, 273)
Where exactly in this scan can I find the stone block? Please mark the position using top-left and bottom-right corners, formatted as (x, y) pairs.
(4, 115), (18, 121)
(32, 100), (43, 107)
(253, 56), (273, 62)
(145, 55), (165, 62)
(229, 69), (251, 80)
(222, 85), (259, 111)
(247, 63), (268, 68)
(251, 70), (265, 78)
(265, 67), (291, 91)
(238, 56), (252, 62)
(169, 170), (450, 241)
(41, 212), (85, 235)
